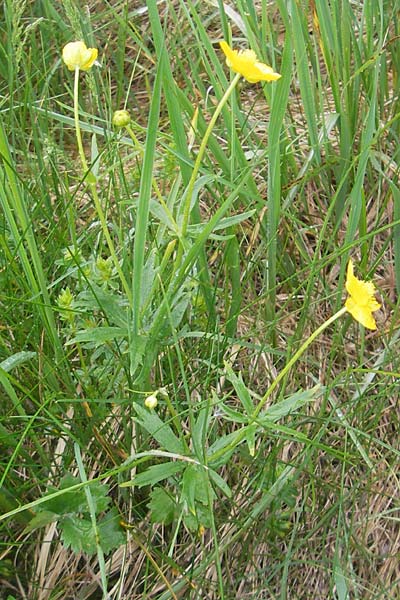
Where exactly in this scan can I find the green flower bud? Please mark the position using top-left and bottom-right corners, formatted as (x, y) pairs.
(144, 394), (158, 410)
(112, 109), (131, 128)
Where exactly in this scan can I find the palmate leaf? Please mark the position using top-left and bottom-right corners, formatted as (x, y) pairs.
(60, 508), (125, 555)
(147, 487), (177, 525)
(40, 474), (110, 516)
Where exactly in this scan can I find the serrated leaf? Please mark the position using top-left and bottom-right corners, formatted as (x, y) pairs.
(127, 461), (185, 488)
(97, 508), (126, 554)
(147, 487), (177, 525)
(40, 474), (110, 516)
(60, 516), (96, 554)
(183, 502), (212, 532)
(24, 510), (58, 533)
(133, 403), (184, 453)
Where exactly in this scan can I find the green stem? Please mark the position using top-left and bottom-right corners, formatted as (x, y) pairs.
(73, 68), (132, 304)
(170, 72), (241, 288)
(254, 306), (348, 417)
(209, 306), (348, 463)
(181, 72), (241, 239)
(74, 68), (88, 173)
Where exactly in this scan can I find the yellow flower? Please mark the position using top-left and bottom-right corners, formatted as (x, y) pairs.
(62, 41), (98, 71)
(345, 259), (380, 330)
(219, 41), (281, 83)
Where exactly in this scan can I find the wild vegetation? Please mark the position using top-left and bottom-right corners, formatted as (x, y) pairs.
(1, 1), (399, 598)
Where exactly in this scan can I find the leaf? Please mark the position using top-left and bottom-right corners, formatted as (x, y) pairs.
(77, 285), (128, 328)
(187, 209), (256, 235)
(261, 385), (323, 423)
(60, 516), (95, 554)
(224, 363), (254, 416)
(127, 462), (185, 488)
(67, 326), (127, 346)
(182, 464), (198, 515)
(0, 351), (36, 373)
(133, 403), (185, 453)
(97, 508), (126, 554)
(207, 430), (242, 468)
(183, 502), (212, 532)
(191, 403), (212, 457)
(40, 474), (110, 516)
(140, 249), (157, 309)
(24, 510), (58, 533)
(147, 487), (177, 525)
(218, 402), (248, 424)
(246, 424), (257, 457)
(208, 469), (232, 499)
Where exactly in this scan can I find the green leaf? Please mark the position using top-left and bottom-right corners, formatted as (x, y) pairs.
(183, 502), (212, 532)
(208, 469), (232, 499)
(40, 474), (110, 516)
(60, 516), (96, 554)
(147, 487), (177, 525)
(246, 424), (257, 457)
(67, 326), (127, 346)
(224, 363), (254, 416)
(133, 403), (185, 453)
(127, 462), (185, 488)
(0, 351), (36, 373)
(182, 464), (198, 515)
(97, 508), (126, 554)
(24, 510), (58, 533)
(261, 385), (322, 422)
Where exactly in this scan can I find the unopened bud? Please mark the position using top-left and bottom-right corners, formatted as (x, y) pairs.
(144, 394), (158, 409)
(112, 109), (131, 128)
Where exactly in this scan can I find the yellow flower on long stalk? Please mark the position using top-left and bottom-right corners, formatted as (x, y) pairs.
(219, 41), (281, 83)
(344, 259), (381, 330)
(62, 41), (98, 71)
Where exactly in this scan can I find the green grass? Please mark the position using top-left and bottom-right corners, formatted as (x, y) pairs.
(1, 0), (399, 598)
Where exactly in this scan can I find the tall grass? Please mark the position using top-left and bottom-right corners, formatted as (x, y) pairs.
(1, 1), (399, 598)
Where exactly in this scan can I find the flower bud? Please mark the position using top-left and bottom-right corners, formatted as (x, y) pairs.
(112, 110), (131, 128)
(144, 394), (158, 409)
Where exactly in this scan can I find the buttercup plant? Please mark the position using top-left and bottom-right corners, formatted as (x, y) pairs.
(175, 40), (281, 269)
(62, 41), (131, 301)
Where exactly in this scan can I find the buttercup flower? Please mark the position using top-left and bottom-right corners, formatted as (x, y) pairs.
(345, 259), (380, 330)
(219, 41), (281, 83)
(62, 41), (98, 71)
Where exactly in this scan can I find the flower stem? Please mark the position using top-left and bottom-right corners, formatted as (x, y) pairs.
(74, 68), (89, 173)
(209, 306), (348, 464)
(73, 68), (131, 304)
(180, 72), (241, 239)
(253, 306), (348, 417)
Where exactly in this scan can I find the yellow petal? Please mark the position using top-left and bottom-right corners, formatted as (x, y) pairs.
(219, 41), (281, 83)
(344, 259), (380, 330)
(345, 297), (377, 330)
(62, 41), (98, 71)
